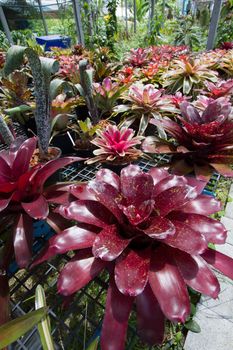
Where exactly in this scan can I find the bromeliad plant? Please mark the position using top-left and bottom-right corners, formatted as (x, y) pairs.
(31, 165), (233, 350)
(86, 124), (143, 164)
(202, 79), (233, 99)
(93, 77), (128, 117)
(162, 57), (218, 95)
(143, 97), (233, 180)
(115, 83), (178, 135)
(0, 136), (81, 269)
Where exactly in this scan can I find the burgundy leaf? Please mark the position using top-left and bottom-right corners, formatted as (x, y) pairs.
(32, 156), (84, 191)
(21, 195), (49, 220)
(180, 102), (202, 124)
(185, 175), (208, 194)
(202, 248), (233, 280)
(12, 137), (37, 178)
(115, 248), (150, 296)
(143, 216), (175, 239)
(120, 166), (154, 205)
(180, 194), (222, 215)
(173, 249), (220, 298)
(119, 199), (155, 225)
(92, 225), (131, 261)
(44, 183), (74, 205)
(154, 185), (197, 217)
(210, 163), (233, 177)
(193, 163), (213, 182)
(87, 180), (124, 223)
(58, 250), (107, 295)
(46, 212), (71, 233)
(13, 214), (33, 268)
(101, 275), (134, 350)
(57, 200), (115, 228)
(31, 225), (97, 267)
(96, 168), (120, 190)
(152, 174), (187, 197)
(168, 212), (227, 244)
(149, 246), (190, 323)
(0, 193), (13, 212)
(136, 284), (165, 345)
(0, 275), (10, 326)
(70, 183), (96, 200)
(164, 220), (207, 255)
(0, 156), (12, 183)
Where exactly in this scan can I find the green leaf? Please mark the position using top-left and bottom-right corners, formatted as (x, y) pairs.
(0, 307), (47, 348)
(35, 285), (54, 350)
(3, 45), (27, 76)
(49, 78), (70, 100)
(86, 337), (99, 350)
(184, 319), (201, 333)
(5, 105), (33, 115)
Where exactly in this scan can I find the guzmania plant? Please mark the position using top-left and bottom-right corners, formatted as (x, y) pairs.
(86, 124), (143, 164)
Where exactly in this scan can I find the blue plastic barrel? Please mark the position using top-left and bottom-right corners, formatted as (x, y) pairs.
(36, 35), (71, 51)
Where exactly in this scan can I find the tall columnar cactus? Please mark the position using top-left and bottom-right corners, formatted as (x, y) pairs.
(78, 59), (98, 124)
(3, 45), (59, 157)
(0, 115), (14, 145)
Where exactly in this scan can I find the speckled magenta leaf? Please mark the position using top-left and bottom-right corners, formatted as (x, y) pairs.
(149, 247), (190, 323)
(168, 212), (227, 244)
(120, 167), (154, 205)
(148, 167), (170, 186)
(70, 183), (96, 200)
(152, 175), (187, 197)
(87, 180), (124, 223)
(57, 200), (116, 228)
(92, 225), (131, 261)
(185, 175), (208, 194)
(100, 275), (133, 350)
(12, 137), (37, 178)
(173, 249), (220, 298)
(115, 248), (150, 296)
(136, 284), (165, 345)
(164, 220), (207, 255)
(58, 250), (107, 295)
(120, 199), (154, 225)
(143, 216), (175, 240)
(21, 195), (49, 220)
(201, 248), (233, 280)
(154, 185), (197, 217)
(95, 168), (120, 191)
(180, 194), (222, 215)
(13, 214), (33, 268)
(31, 225), (97, 267)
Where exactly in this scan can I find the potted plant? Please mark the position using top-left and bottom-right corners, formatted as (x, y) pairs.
(3, 45), (65, 162)
(86, 124), (143, 172)
(0, 136), (82, 326)
(32, 164), (233, 350)
(143, 97), (233, 181)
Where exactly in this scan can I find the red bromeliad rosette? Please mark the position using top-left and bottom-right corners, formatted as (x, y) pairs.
(32, 165), (233, 350)
(0, 136), (83, 268)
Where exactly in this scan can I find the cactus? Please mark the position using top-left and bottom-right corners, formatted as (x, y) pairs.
(3, 45), (59, 157)
(0, 115), (14, 145)
(79, 59), (98, 124)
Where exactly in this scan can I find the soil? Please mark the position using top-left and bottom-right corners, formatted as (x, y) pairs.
(30, 147), (61, 167)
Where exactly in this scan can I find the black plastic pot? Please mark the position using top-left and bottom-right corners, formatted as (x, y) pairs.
(50, 131), (76, 155)
(75, 105), (89, 121)
(73, 148), (94, 158)
(23, 117), (37, 137)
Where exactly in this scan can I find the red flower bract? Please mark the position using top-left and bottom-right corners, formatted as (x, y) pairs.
(32, 165), (233, 349)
